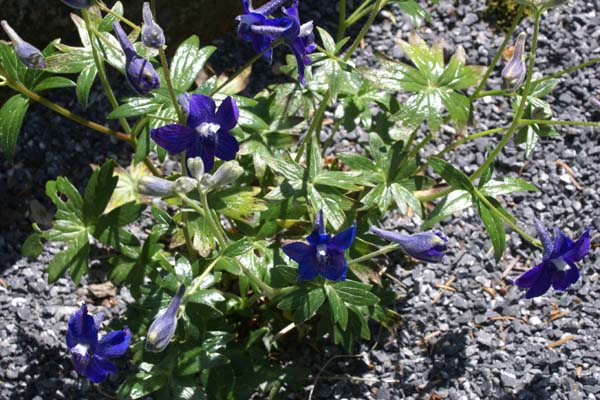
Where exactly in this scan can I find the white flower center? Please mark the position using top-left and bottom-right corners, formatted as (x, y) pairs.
(551, 257), (568, 271)
(72, 343), (90, 357)
(196, 122), (221, 137)
(316, 244), (328, 265)
(300, 21), (314, 37)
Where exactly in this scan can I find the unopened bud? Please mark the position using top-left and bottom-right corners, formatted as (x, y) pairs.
(145, 284), (185, 352)
(141, 2), (165, 49)
(1, 21), (46, 69)
(173, 177), (197, 193)
(204, 161), (243, 190)
(187, 157), (205, 181)
(137, 176), (176, 196)
(502, 32), (527, 91)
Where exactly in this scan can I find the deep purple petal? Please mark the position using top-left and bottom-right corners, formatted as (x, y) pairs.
(369, 227), (447, 263)
(562, 228), (591, 263)
(297, 259), (319, 282)
(187, 94), (216, 128)
(331, 223), (356, 250)
(95, 327), (131, 358)
(534, 218), (553, 257)
(323, 250), (347, 282)
(215, 97), (239, 131)
(215, 131), (239, 161)
(305, 210), (327, 245)
(84, 356), (117, 383)
(513, 262), (545, 288)
(187, 136), (216, 172)
(289, 39), (308, 85)
(525, 265), (553, 298)
(283, 242), (313, 264)
(551, 264), (580, 291)
(552, 227), (573, 258)
(67, 304), (98, 349)
(151, 124), (195, 154)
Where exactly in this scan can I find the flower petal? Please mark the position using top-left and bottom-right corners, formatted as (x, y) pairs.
(525, 265), (553, 299)
(215, 97), (239, 131)
(297, 259), (319, 282)
(151, 124), (195, 154)
(187, 136), (216, 172)
(187, 94), (216, 128)
(331, 223), (356, 250)
(67, 304), (98, 349)
(562, 228), (591, 264)
(534, 218), (553, 257)
(513, 262), (545, 288)
(96, 327), (131, 358)
(323, 250), (347, 282)
(551, 264), (580, 291)
(84, 356), (117, 383)
(215, 131), (239, 161)
(283, 241), (313, 264)
(552, 227), (573, 258)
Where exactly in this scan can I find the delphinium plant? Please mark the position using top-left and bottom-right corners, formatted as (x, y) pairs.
(0, 0), (595, 397)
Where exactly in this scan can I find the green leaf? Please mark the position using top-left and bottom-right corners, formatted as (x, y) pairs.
(130, 373), (168, 400)
(422, 190), (472, 229)
(223, 238), (254, 257)
(108, 98), (161, 119)
(21, 233), (43, 258)
(134, 126), (151, 163)
(45, 50), (94, 74)
(294, 288), (326, 324)
(98, 1), (124, 31)
(326, 284), (348, 330)
(479, 177), (538, 197)
(170, 36), (216, 92)
(394, 0), (430, 27)
(0, 95), (29, 163)
(76, 64), (97, 109)
(33, 77), (76, 92)
(47, 231), (90, 284)
(307, 185), (346, 230)
(314, 171), (366, 191)
(428, 157), (475, 193)
(476, 199), (506, 262)
(390, 183), (422, 217)
(82, 161), (118, 223)
(317, 26), (336, 52)
(332, 280), (379, 306)
(215, 257), (243, 275)
(210, 187), (267, 222)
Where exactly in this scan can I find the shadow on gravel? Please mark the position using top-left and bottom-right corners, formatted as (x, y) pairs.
(501, 374), (552, 400)
(422, 330), (468, 392)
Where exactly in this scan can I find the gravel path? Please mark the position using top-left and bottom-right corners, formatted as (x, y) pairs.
(1, 0), (599, 399)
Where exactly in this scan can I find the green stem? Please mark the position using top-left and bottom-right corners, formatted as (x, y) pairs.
(520, 119), (600, 128)
(476, 89), (513, 98)
(200, 190), (227, 248)
(159, 48), (185, 124)
(97, 1), (141, 32)
(183, 256), (222, 302)
(348, 244), (400, 266)
(405, 131), (432, 161)
(82, 10), (132, 134)
(177, 193), (206, 216)
(470, 9), (542, 183)
(437, 127), (507, 158)
(337, 0), (347, 41)
(470, 5), (524, 100)
(343, 0), (386, 61)
(345, 0), (374, 28)
(532, 56), (600, 85)
(233, 258), (275, 297)
(295, 90), (331, 163)
(179, 157), (197, 259)
(210, 40), (282, 96)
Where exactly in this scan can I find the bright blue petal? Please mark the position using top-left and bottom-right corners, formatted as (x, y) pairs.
(84, 356), (117, 383)
(215, 131), (239, 161)
(151, 124), (195, 154)
(282, 241), (313, 264)
(323, 250), (347, 282)
(552, 227), (573, 258)
(95, 327), (131, 358)
(331, 223), (356, 250)
(187, 94), (216, 129)
(513, 262), (545, 288)
(215, 97), (239, 131)
(534, 218), (553, 257)
(67, 304), (98, 349)
(562, 228), (591, 264)
(297, 259), (319, 282)
(525, 265), (553, 298)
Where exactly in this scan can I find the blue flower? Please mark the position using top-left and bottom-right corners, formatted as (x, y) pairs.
(283, 210), (356, 281)
(60, 0), (92, 8)
(513, 219), (591, 299)
(1, 20), (46, 69)
(502, 32), (527, 91)
(113, 21), (160, 95)
(369, 226), (447, 263)
(235, 0), (315, 84)
(150, 94), (239, 172)
(145, 285), (185, 352)
(67, 304), (131, 383)
(141, 2), (165, 49)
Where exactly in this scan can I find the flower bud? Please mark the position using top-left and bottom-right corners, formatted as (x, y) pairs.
(145, 284), (185, 352)
(203, 161), (243, 190)
(1, 21), (46, 69)
(173, 177), (198, 193)
(502, 32), (527, 91)
(141, 2), (165, 49)
(113, 21), (160, 95)
(187, 157), (205, 181)
(137, 176), (175, 196)
(369, 226), (448, 263)
(60, 0), (92, 9)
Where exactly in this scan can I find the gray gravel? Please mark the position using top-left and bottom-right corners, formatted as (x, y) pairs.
(1, 0), (600, 399)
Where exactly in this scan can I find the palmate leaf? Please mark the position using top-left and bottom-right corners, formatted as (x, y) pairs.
(367, 33), (484, 132)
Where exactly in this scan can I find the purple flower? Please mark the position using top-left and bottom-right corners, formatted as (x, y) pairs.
(145, 285), (185, 352)
(369, 226), (447, 263)
(67, 305), (130, 383)
(113, 21), (160, 95)
(283, 210), (356, 281)
(235, 0), (315, 84)
(60, 0), (92, 8)
(513, 220), (591, 299)
(1, 20), (46, 69)
(150, 94), (239, 172)
(502, 32), (527, 91)
(141, 2), (165, 49)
